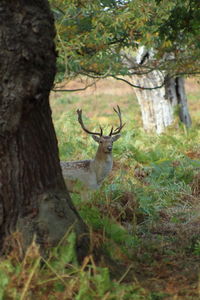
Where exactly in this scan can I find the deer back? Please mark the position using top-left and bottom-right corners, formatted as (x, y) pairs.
(61, 159), (100, 190)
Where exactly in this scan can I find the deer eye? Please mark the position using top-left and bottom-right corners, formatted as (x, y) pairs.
(99, 141), (103, 143)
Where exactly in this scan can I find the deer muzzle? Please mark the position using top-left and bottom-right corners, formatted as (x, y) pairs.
(107, 146), (112, 152)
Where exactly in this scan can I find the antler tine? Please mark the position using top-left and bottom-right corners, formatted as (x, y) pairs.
(77, 109), (103, 136)
(109, 126), (113, 136)
(110, 105), (125, 136)
(114, 123), (126, 132)
(99, 125), (103, 136)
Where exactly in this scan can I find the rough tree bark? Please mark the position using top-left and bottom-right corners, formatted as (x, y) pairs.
(0, 0), (88, 260)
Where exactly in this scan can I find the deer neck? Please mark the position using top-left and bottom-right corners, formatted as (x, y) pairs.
(95, 147), (112, 162)
(93, 148), (113, 184)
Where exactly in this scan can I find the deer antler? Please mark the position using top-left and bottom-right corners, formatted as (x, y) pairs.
(109, 105), (125, 136)
(77, 109), (103, 136)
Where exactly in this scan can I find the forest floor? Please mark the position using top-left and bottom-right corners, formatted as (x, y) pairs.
(50, 77), (200, 299)
(2, 77), (199, 300)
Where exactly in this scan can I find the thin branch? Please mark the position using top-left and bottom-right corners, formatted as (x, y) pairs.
(52, 80), (98, 92)
(81, 67), (156, 77)
(80, 69), (166, 90)
(80, 67), (112, 78)
(112, 75), (166, 90)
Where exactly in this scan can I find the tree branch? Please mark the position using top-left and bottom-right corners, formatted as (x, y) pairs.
(52, 79), (98, 92)
(79, 69), (166, 90)
(111, 75), (166, 90)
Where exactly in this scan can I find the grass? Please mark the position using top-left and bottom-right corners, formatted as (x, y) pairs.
(1, 78), (200, 299)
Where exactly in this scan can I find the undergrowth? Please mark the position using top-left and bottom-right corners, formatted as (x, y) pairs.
(0, 235), (150, 300)
(1, 79), (200, 299)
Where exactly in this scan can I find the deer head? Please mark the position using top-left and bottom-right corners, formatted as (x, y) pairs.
(77, 105), (125, 154)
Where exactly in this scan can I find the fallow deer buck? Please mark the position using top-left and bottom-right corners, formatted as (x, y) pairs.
(60, 106), (124, 193)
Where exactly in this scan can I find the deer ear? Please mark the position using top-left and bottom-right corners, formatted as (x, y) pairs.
(112, 134), (121, 142)
(92, 135), (100, 143)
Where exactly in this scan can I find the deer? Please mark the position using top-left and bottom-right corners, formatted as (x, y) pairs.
(60, 106), (124, 193)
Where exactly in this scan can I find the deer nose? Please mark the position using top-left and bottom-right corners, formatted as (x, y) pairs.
(107, 146), (112, 152)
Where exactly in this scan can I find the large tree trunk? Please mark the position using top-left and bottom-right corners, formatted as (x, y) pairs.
(124, 47), (192, 134)
(133, 70), (174, 134)
(0, 0), (88, 260)
(133, 73), (192, 134)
